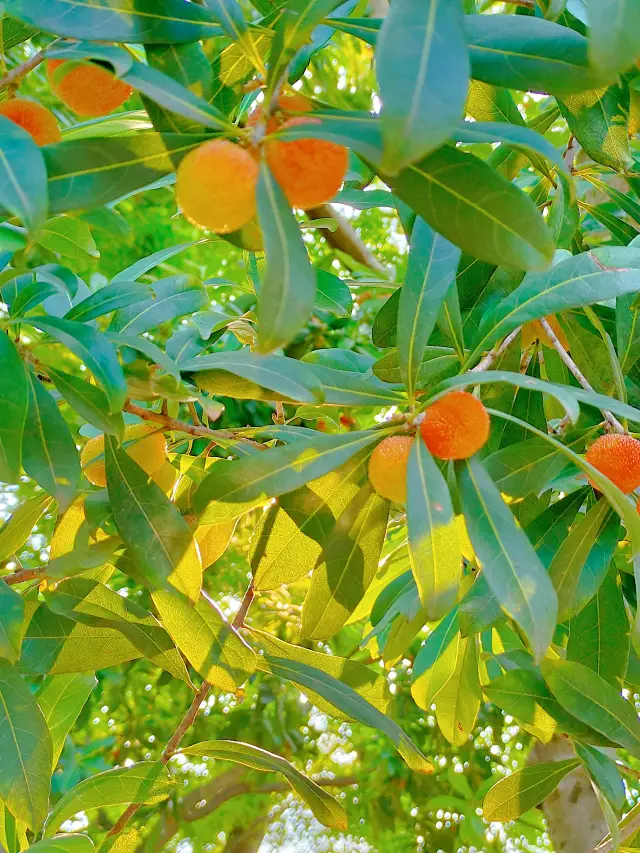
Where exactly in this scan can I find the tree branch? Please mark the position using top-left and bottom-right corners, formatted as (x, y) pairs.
(233, 580), (255, 629)
(0, 39), (61, 92)
(307, 203), (389, 276)
(470, 327), (521, 373)
(538, 318), (625, 433)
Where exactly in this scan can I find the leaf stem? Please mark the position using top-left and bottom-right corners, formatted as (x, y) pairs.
(470, 327), (521, 373)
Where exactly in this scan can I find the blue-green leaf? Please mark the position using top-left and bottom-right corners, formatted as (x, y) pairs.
(0, 116), (47, 232)
(0, 333), (28, 484)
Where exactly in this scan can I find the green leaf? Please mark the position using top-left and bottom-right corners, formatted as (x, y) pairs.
(179, 740), (347, 830)
(0, 581), (23, 663)
(5, 0), (223, 42)
(483, 438), (572, 499)
(526, 489), (588, 569)
(406, 439), (461, 621)
(193, 430), (384, 513)
(274, 109), (383, 163)
(303, 363), (406, 407)
(410, 608), (460, 710)
(381, 145), (553, 271)
(375, 0), (469, 172)
(0, 660), (52, 831)
(574, 741), (626, 812)
(582, 201), (638, 245)
(582, 174), (640, 227)
(152, 591), (255, 691)
(373, 347), (458, 386)
(466, 14), (605, 97)
(315, 269), (352, 318)
(0, 325), (28, 484)
(0, 494), (52, 562)
(301, 485), (389, 639)
(259, 656), (433, 773)
(458, 574), (502, 636)
(26, 316), (126, 414)
(251, 457), (366, 590)
(37, 673), (96, 768)
(434, 634), (481, 746)
(483, 759), (580, 821)
(22, 603), (142, 675)
(455, 120), (567, 177)
(587, 0), (640, 78)
(543, 659), (640, 756)
(250, 629), (392, 716)
(144, 42), (214, 133)
(48, 367), (124, 437)
(0, 116), (47, 232)
(22, 370), (80, 511)
(110, 274), (208, 335)
(65, 282), (149, 324)
(469, 252), (640, 365)
(256, 163), (316, 353)
(456, 456), (557, 661)
(27, 835), (95, 853)
(558, 83), (632, 172)
(44, 762), (174, 837)
(38, 216), (99, 261)
(105, 435), (202, 603)
(182, 351), (324, 405)
(398, 218), (461, 402)
(112, 242), (204, 284)
(567, 566), (629, 689)
(548, 498), (615, 621)
(45, 579), (192, 686)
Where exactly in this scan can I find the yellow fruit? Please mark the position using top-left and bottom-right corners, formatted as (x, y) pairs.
(176, 139), (259, 234)
(0, 98), (61, 145)
(368, 435), (413, 504)
(81, 424), (167, 487)
(420, 391), (490, 461)
(47, 59), (133, 117)
(585, 433), (640, 493)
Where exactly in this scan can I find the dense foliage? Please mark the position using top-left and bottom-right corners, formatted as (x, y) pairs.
(2, 1), (640, 852)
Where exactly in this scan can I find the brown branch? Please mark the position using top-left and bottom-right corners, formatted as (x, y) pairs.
(307, 203), (389, 276)
(538, 318), (625, 433)
(0, 39), (61, 92)
(233, 580), (255, 629)
(471, 327), (521, 373)
(3, 568), (40, 586)
(123, 402), (264, 449)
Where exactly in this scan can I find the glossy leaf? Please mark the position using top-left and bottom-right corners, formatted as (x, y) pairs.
(483, 760), (580, 821)
(0, 117), (47, 232)
(483, 437), (572, 499)
(37, 673), (96, 768)
(0, 494), (52, 562)
(0, 331), (28, 484)
(27, 836), (94, 853)
(38, 216), (99, 261)
(0, 581), (24, 663)
(0, 660), (52, 831)
(65, 281), (149, 323)
(434, 634), (481, 747)
(574, 741), (626, 812)
(48, 367), (124, 437)
(558, 83), (632, 172)
(376, 0), (469, 172)
(587, 0), (640, 78)
(180, 740), (346, 830)
(110, 274), (208, 335)
(456, 456), (557, 661)
(411, 608), (460, 710)
(315, 269), (352, 318)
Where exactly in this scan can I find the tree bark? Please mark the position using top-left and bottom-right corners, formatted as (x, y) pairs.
(529, 736), (607, 853)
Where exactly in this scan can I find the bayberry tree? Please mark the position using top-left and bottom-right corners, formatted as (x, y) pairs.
(1, 1), (640, 852)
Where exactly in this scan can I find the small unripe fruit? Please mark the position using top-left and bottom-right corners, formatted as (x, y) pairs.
(81, 424), (167, 487)
(0, 98), (61, 146)
(265, 117), (348, 209)
(368, 435), (413, 504)
(47, 59), (133, 117)
(176, 139), (259, 234)
(420, 391), (490, 460)
(585, 433), (640, 493)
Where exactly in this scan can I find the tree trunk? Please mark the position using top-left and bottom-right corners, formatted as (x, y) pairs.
(529, 736), (606, 853)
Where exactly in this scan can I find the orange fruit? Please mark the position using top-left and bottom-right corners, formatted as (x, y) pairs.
(368, 435), (413, 504)
(47, 59), (133, 117)
(176, 139), (259, 234)
(585, 433), (640, 493)
(0, 98), (61, 145)
(247, 91), (313, 131)
(81, 424), (167, 487)
(265, 116), (348, 209)
(521, 315), (570, 351)
(420, 391), (490, 460)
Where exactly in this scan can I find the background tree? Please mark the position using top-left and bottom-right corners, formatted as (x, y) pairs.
(0, 2), (640, 853)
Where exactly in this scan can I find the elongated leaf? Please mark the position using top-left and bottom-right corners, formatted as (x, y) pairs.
(0, 660), (52, 831)
(459, 573), (503, 636)
(0, 332), (28, 484)
(268, 0), (344, 88)
(303, 363), (405, 407)
(455, 120), (567, 176)
(376, 0), (469, 172)
(152, 591), (255, 691)
(543, 659), (640, 757)
(0, 117), (47, 232)
(411, 608), (460, 709)
(65, 281), (149, 323)
(5, 0), (223, 42)
(260, 656), (433, 773)
(483, 759), (579, 821)
(274, 110), (383, 163)
(434, 634), (481, 747)
(558, 83), (632, 172)
(0, 581), (23, 663)
(574, 741), (626, 813)
(456, 457), (557, 661)
(0, 494), (52, 562)
(37, 673), (96, 768)
(111, 274), (208, 335)
(567, 567), (629, 689)
(26, 316), (126, 413)
(407, 439), (461, 621)
(587, 0), (640, 78)
(180, 740), (346, 830)
(112, 242), (204, 284)
(381, 145), (553, 271)
(106, 436), (202, 602)
(301, 484), (389, 639)
(28, 835), (94, 853)
(483, 438), (572, 499)
(44, 762), (174, 837)
(22, 371), (80, 511)
(315, 270), (352, 318)
(256, 163), (316, 353)
(38, 216), (99, 261)
(251, 629), (392, 715)
(48, 368), (124, 437)
(193, 430), (384, 513)
(398, 218), (461, 402)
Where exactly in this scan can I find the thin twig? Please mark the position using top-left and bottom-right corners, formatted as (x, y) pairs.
(471, 327), (521, 373)
(233, 580), (255, 629)
(274, 401), (285, 425)
(3, 568), (40, 586)
(563, 135), (579, 172)
(539, 318), (625, 433)
(0, 39), (61, 92)
(123, 402), (264, 449)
